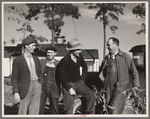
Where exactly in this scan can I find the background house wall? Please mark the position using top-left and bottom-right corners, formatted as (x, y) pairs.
(4, 44), (99, 77)
(3, 58), (10, 77)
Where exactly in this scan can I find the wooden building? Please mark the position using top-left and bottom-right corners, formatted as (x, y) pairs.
(4, 44), (99, 77)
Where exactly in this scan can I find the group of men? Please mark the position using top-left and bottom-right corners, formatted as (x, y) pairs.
(11, 35), (140, 115)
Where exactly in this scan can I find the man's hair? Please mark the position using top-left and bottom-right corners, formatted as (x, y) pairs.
(108, 37), (119, 46)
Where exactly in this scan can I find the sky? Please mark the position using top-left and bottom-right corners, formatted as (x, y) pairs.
(3, 2), (147, 63)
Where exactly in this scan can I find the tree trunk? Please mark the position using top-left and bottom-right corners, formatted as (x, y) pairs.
(52, 28), (54, 46)
(23, 29), (26, 39)
(51, 6), (55, 46)
(103, 19), (106, 58)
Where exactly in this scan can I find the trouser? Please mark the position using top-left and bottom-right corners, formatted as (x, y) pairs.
(18, 80), (42, 115)
(39, 83), (59, 114)
(62, 80), (95, 114)
(108, 84), (128, 114)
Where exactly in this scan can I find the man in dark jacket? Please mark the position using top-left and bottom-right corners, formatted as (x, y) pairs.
(39, 46), (60, 114)
(11, 36), (43, 114)
(59, 39), (95, 114)
(99, 37), (140, 114)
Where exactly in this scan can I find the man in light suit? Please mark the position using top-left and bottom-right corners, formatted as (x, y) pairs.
(11, 35), (43, 115)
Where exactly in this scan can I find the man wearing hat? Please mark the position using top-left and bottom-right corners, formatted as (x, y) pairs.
(11, 35), (43, 114)
(59, 39), (95, 114)
(39, 45), (60, 114)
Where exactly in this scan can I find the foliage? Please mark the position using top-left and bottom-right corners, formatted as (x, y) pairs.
(4, 4), (49, 44)
(129, 89), (146, 114)
(4, 38), (16, 45)
(16, 22), (34, 33)
(93, 85), (147, 114)
(85, 3), (126, 33)
(92, 85), (108, 114)
(26, 4), (81, 20)
(4, 5), (34, 38)
(136, 23), (145, 35)
(11, 38), (15, 44)
(25, 4), (81, 44)
(4, 5), (27, 24)
(132, 3), (146, 35)
(4, 41), (6, 45)
(27, 34), (48, 42)
(132, 3), (145, 19)
(85, 3), (126, 57)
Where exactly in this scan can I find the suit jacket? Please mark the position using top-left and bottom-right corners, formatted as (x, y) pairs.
(11, 54), (43, 99)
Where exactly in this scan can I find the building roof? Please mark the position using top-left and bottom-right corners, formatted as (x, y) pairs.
(4, 45), (22, 58)
(36, 44), (69, 57)
(4, 44), (99, 59)
(129, 45), (145, 52)
(82, 49), (99, 59)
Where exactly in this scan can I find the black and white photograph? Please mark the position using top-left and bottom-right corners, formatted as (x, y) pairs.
(2, 1), (149, 117)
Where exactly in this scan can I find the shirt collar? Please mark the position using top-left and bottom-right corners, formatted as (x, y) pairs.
(24, 52), (32, 58)
(117, 49), (123, 56)
(109, 50), (118, 57)
(107, 49), (123, 59)
(46, 58), (55, 63)
(70, 53), (77, 63)
(114, 50), (119, 55)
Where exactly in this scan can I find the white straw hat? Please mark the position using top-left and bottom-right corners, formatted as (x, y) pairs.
(66, 39), (83, 50)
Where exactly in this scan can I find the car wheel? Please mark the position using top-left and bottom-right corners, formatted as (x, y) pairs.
(73, 98), (82, 114)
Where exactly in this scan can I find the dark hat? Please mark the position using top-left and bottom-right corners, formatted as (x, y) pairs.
(22, 37), (36, 46)
(66, 39), (83, 50)
(46, 45), (57, 52)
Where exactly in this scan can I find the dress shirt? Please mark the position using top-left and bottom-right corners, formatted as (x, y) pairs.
(46, 58), (55, 67)
(110, 50), (119, 59)
(71, 54), (77, 63)
(24, 53), (38, 80)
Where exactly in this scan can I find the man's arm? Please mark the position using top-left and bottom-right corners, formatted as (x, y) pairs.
(99, 56), (108, 82)
(37, 58), (43, 85)
(11, 58), (21, 102)
(80, 54), (87, 81)
(11, 58), (20, 94)
(59, 59), (72, 91)
(125, 54), (140, 88)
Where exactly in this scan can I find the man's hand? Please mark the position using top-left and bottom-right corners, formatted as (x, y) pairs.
(133, 87), (140, 96)
(133, 87), (139, 91)
(99, 73), (104, 82)
(69, 88), (76, 95)
(101, 77), (105, 82)
(14, 93), (20, 102)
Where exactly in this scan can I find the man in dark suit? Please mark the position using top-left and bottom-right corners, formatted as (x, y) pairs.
(59, 39), (95, 114)
(11, 35), (43, 115)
